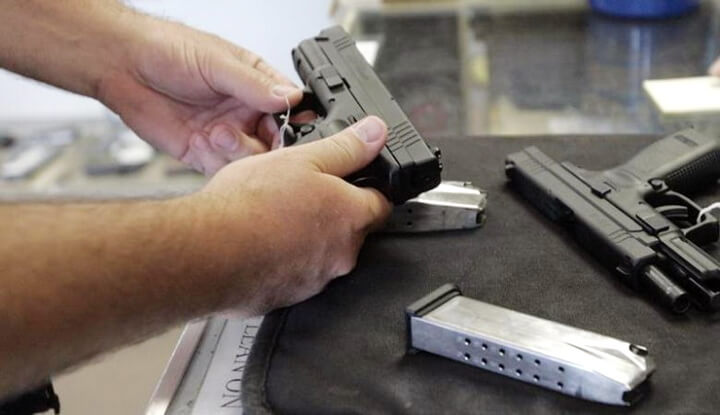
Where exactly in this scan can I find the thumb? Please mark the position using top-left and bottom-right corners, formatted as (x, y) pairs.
(293, 116), (388, 177)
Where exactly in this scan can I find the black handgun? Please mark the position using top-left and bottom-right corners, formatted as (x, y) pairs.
(506, 130), (720, 313)
(279, 26), (442, 204)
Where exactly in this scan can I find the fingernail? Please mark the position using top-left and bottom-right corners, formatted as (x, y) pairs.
(272, 85), (300, 98)
(211, 127), (239, 151)
(192, 135), (210, 151)
(352, 116), (386, 144)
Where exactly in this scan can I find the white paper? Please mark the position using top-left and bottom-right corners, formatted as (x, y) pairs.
(644, 76), (720, 115)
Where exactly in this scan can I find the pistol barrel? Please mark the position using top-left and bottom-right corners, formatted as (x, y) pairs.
(640, 265), (690, 314)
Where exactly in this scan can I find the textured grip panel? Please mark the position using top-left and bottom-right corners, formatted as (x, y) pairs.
(663, 150), (720, 192)
(615, 130), (720, 193)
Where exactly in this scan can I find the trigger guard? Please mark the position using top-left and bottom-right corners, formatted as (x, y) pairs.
(646, 189), (719, 244)
(293, 91), (322, 114)
(273, 91), (324, 147)
(656, 205), (690, 221)
(272, 90), (321, 119)
(649, 190), (703, 220)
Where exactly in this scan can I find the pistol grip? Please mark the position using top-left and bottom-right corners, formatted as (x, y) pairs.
(618, 130), (720, 192)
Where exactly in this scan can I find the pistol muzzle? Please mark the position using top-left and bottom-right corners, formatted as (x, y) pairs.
(641, 265), (690, 314)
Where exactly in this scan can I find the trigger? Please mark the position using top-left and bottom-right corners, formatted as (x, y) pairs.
(282, 123), (315, 147)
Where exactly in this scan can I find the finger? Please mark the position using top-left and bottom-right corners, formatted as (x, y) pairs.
(354, 187), (393, 232)
(289, 116), (388, 177)
(209, 58), (303, 113)
(256, 114), (280, 149)
(271, 130), (283, 151)
(208, 124), (269, 161)
(180, 149), (204, 174)
(710, 58), (720, 76)
(254, 59), (296, 87)
(233, 47), (297, 87)
(190, 134), (229, 176)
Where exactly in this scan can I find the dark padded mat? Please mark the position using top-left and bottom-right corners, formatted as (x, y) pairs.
(243, 135), (720, 415)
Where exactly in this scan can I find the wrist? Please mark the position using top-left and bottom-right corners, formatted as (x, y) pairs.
(93, 11), (185, 109)
(165, 193), (259, 313)
(91, 5), (152, 100)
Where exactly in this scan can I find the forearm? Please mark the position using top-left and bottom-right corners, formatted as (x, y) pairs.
(0, 196), (243, 396)
(0, 0), (140, 97)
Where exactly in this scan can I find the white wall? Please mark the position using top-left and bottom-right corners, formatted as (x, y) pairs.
(0, 1), (333, 122)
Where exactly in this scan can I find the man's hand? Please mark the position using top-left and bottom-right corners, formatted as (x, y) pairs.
(0, 0), (394, 396)
(98, 17), (303, 175)
(199, 116), (392, 314)
(0, 1), (304, 175)
(0, 116), (390, 396)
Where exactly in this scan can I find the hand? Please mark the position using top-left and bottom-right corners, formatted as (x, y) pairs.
(97, 16), (303, 175)
(198, 116), (392, 315)
(710, 58), (720, 76)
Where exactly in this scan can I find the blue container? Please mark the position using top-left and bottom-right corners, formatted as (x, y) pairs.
(590, 0), (700, 19)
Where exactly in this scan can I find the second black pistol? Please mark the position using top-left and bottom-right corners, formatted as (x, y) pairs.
(506, 130), (720, 313)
